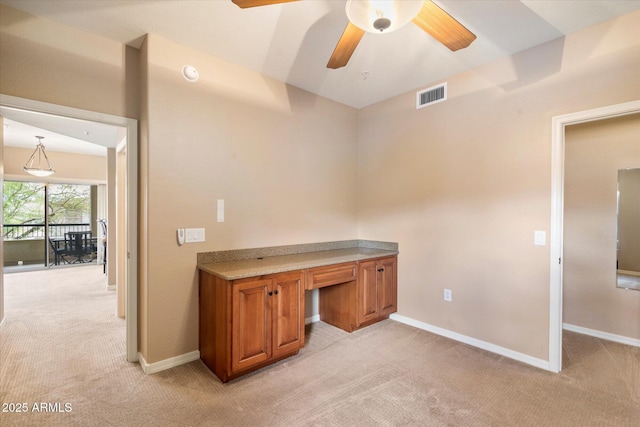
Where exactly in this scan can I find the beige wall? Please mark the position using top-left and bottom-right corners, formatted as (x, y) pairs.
(3, 146), (107, 183)
(357, 11), (640, 359)
(2, 2), (639, 366)
(117, 149), (127, 318)
(564, 114), (640, 339)
(140, 34), (358, 362)
(0, 5), (135, 119)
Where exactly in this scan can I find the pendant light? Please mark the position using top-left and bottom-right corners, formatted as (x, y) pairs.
(345, 0), (423, 34)
(23, 136), (55, 177)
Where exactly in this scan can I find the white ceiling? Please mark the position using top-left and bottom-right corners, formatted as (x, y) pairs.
(1, 0), (639, 153)
(1, 106), (122, 156)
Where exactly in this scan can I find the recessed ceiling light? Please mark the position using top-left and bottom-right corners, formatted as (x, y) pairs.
(182, 65), (199, 82)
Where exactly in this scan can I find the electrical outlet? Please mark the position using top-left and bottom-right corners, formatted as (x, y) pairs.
(444, 288), (452, 302)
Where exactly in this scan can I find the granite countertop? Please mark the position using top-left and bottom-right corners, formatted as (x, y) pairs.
(198, 245), (398, 281)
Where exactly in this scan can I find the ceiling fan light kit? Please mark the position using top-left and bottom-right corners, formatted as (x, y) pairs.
(345, 0), (423, 34)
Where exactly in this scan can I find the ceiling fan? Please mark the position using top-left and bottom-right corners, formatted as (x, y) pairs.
(231, 0), (476, 69)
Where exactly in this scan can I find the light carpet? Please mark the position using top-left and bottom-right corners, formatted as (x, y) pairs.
(1, 265), (638, 426)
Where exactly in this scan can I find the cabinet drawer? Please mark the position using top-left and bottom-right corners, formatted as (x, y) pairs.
(306, 263), (357, 290)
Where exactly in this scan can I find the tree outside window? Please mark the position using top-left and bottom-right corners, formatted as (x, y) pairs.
(3, 181), (91, 239)
(48, 184), (91, 225)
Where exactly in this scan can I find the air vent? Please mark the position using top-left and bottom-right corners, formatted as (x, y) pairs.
(416, 82), (447, 109)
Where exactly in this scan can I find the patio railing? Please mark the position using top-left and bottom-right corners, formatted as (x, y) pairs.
(3, 223), (92, 240)
(3, 223), (95, 267)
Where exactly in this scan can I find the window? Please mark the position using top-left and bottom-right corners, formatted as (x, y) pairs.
(3, 181), (94, 267)
(3, 181), (45, 239)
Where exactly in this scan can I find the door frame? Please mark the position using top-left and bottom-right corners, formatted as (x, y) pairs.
(0, 94), (139, 363)
(549, 99), (640, 373)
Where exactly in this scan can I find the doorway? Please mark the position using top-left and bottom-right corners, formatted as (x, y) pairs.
(549, 99), (640, 372)
(0, 94), (138, 363)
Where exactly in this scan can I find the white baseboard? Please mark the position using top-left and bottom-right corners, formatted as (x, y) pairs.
(617, 269), (640, 277)
(138, 350), (200, 374)
(106, 285), (116, 291)
(390, 313), (551, 371)
(563, 323), (640, 347)
(305, 314), (320, 325)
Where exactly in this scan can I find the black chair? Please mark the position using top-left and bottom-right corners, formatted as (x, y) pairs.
(98, 219), (107, 274)
(63, 231), (95, 263)
(48, 237), (68, 266)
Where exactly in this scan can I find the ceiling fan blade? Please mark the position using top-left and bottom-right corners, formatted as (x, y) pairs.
(327, 22), (365, 69)
(412, 0), (476, 51)
(232, 0), (298, 8)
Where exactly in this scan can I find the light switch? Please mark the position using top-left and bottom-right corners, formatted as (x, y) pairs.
(217, 199), (224, 223)
(534, 230), (546, 246)
(185, 228), (205, 243)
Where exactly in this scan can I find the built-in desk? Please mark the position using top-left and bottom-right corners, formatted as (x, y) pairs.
(198, 246), (398, 281)
(197, 240), (398, 382)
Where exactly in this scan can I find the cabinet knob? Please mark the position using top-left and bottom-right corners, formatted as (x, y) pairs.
(274, 290), (279, 295)
(377, 268), (384, 272)
(268, 291), (273, 296)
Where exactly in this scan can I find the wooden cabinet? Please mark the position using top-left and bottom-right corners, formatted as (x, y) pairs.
(231, 278), (271, 372)
(271, 272), (306, 357)
(200, 270), (304, 383)
(314, 256), (397, 332)
(306, 262), (357, 290)
(199, 253), (397, 381)
(357, 256), (397, 327)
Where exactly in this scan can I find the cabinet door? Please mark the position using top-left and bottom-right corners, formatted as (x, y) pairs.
(272, 271), (304, 359)
(231, 278), (272, 373)
(358, 260), (380, 325)
(378, 257), (397, 317)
